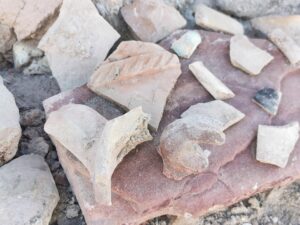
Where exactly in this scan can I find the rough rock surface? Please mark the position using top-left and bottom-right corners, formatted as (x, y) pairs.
(39, 0), (120, 91)
(0, 76), (21, 165)
(88, 41), (181, 130)
(0, 23), (16, 62)
(121, 0), (186, 42)
(0, 155), (59, 225)
(216, 0), (300, 19)
(43, 30), (300, 225)
(0, 0), (62, 40)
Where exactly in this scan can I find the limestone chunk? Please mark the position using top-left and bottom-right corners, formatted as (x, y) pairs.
(44, 104), (152, 205)
(159, 100), (245, 180)
(13, 40), (43, 69)
(0, 0), (62, 40)
(230, 35), (274, 75)
(253, 88), (282, 116)
(0, 76), (21, 165)
(0, 155), (59, 225)
(268, 29), (300, 65)
(171, 31), (202, 59)
(189, 61), (235, 100)
(195, 4), (244, 35)
(256, 122), (300, 168)
(39, 0), (120, 91)
(121, 0), (187, 43)
(88, 41), (181, 130)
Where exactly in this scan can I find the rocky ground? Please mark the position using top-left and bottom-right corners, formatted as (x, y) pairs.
(1, 66), (300, 225)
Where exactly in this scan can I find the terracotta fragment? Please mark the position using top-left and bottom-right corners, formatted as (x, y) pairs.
(94, 107), (152, 205)
(121, 0), (186, 43)
(253, 88), (282, 116)
(230, 34), (274, 75)
(42, 30), (300, 225)
(0, 76), (21, 166)
(181, 100), (245, 130)
(256, 122), (300, 168)
(269, 29), (300, 65)
(39, 0), (120, 91)
(88, 41), (181, 130)
(171, 31), (202, 58)
(189, 61), (235, 100)
(159, 100), (244, 180)
(44, 104), (152, 205)
(195, 4), (244, 35)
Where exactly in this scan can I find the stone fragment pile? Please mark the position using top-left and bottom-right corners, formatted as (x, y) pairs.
(0, 0), (300, 225)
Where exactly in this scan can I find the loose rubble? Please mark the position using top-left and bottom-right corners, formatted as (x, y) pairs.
(121, 0), (186, 43)
(45, 104), (152, 205)
(269, 29), (300, 65)
(0, 76), (21, 165)
(253, 88), (282, 116)
(0, 155), (59, 225)
(88, 41), (181, 130)
(39, 0), (120, 91)
(189, 61), (235, 100)
(171, 31), (202, 58)
(256, 122), (300, 168)
(159, 100), (244, 180)
(195, 4), (244, 35)
(230, 35), (274, 75)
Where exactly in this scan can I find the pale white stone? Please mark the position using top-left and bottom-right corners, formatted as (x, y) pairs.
(269, 29), (300, 65)
(230, 35), (274, 75)
(38, 0), (120, 91)
(189, 61), (235, 100)
(0, 155), (59, 225)
(171, 31), (202, 58)
(13, 40), (43, 69)
(0, 76), (21, 165)
(195, 4), (244, 35)
(256, 122), (300, 168)
(44, 104), (152, 205)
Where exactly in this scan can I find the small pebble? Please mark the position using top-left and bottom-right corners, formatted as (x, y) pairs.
(20, 108), (45, 126)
